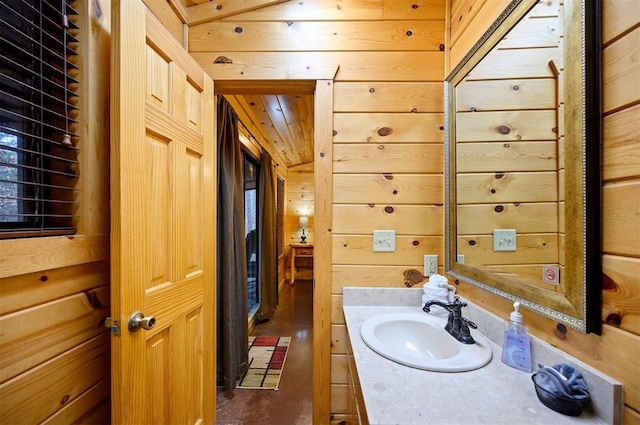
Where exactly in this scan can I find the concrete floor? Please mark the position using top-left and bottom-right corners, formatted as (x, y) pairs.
(216, 280), (313, 425)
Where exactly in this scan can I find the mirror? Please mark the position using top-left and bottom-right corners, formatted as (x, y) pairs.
(444, 0), (600, 333)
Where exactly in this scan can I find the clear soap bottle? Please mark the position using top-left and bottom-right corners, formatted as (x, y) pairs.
(501, 302), (532, 372)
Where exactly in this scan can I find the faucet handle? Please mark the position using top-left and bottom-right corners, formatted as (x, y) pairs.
(452, 296), (467, 307)
(461, 317), (477, 329)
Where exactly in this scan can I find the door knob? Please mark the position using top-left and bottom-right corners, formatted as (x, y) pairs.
(128, 311), (156, 332)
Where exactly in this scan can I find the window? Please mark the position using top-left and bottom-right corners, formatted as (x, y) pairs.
(244, 154), (260, 317)
(0, 0), (79, 238)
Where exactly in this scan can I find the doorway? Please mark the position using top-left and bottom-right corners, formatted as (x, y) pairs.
(213, 76), (335, 423)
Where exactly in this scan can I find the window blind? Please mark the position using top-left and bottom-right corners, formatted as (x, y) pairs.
(0, 0), (79, 238)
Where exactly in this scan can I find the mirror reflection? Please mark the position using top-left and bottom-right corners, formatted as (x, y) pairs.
(445, 0), (600, 333)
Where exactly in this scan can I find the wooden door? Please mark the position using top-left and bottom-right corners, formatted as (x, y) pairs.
(110, 1), (216, 423)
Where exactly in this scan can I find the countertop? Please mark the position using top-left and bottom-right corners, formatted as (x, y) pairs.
(343, 288), (622, 425)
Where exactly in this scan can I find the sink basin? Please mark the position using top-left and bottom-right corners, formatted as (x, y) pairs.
(360, 312), (493, 372)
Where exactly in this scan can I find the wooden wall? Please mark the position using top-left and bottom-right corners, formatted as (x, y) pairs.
(451, 0), (640, 422)
(286, 163), (315, 281)
(2, 0), (636, 423)
(454, 0), (563, 290)
(189, 1), (447, 420)
(0, 1), (112, 423)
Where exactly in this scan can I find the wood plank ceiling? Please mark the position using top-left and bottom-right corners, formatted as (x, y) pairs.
(184, 0), (315, 168)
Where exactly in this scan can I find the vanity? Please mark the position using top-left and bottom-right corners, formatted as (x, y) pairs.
(343, 288), (622, 425)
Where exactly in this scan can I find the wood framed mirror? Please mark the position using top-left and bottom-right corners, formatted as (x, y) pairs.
(444, 0), (601, 333)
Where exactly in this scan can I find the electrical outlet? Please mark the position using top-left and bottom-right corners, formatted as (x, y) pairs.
(493, 229), (516, 252)
(424, 254), (438, 276)
(457, 254), (465, 264)
(373, 230), (395, 252)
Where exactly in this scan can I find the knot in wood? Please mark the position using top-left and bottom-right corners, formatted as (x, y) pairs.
(405, 30), (413, 36)
(377, 127), (392, 137)
(214, 56), (233, 64)
(383, 173), (393, 180)
(439, 44), (445, 51)
(384, 206), (394, 213)
(320, 152), (325, 157)
(234, 27), (243, 33)
(392, 190), (398, 194)
(412, 240), (420, 246)
(377, 144), (384, 150)
(512, 85), (519, 91)
(403, 269), (426, 287)
(503, 143), (510, 148)
(411, 4), (419, 9)
(495, 172), (505, 179)
(40, 275), (48, 282)
(411, 108), (418, 113)
(494, 205), (504, 213)
(468, 240), (476, 246)
(216, 4), (222, 10)
(369, 87), (375, 93)
(332, 130), (337, 136)
(496, 125), (511, 135)
(605, 313), (622, 326)
(555, 323), (567, 339)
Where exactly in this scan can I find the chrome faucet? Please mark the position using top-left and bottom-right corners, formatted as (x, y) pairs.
(423, 296), (477, 344)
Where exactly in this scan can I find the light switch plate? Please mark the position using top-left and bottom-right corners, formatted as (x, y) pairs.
(373, 230), (395, 252)
(493, 229), (516, 251)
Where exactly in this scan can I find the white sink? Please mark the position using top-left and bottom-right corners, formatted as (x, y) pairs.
(360, 312), (493, 372)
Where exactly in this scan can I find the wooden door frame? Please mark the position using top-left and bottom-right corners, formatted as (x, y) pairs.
(212, 72), (337, 424)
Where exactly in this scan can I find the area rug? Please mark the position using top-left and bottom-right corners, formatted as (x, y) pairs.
(237, 336), (291, 390)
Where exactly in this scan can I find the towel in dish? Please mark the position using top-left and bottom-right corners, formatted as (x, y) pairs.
(421, 274), (456, 316)
(533, 363), (590, 401)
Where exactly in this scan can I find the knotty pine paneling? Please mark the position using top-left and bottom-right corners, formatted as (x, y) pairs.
(332, 265), (425, 293)
(602, 26), (640, 113)
(192, 51), (445, 82)
(332, 235), (442, 266)
(333, 174), (443, 205)
(189, 21), (444, 52)
(333, 112), (444, 144)
(222, 0), (445, 21)
(0, 1), (112, 424)
(334, 144), (443, 174)
(334, 82), (443, 113)
(333, 204), (442, 235)
(285, 164), (315, 280)
(0, 334), (110, 425)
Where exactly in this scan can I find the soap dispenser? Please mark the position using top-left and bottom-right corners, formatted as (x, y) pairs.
(501, 302), (532, 372)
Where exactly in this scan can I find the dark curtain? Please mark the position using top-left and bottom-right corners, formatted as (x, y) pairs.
(216, 96), (248, 390)
(257, 152), (278, 321)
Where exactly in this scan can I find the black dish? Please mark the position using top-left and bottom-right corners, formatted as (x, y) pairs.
(531, 374), (588, 416)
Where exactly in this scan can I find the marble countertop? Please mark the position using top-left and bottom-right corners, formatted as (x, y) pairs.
(343, 288), (621, 425)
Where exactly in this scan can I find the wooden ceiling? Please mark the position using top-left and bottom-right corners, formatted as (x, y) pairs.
(224, 91), (314, 168)
(184, 0), (315, 169)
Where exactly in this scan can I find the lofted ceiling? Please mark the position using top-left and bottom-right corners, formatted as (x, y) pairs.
(183, 0), (315, 169)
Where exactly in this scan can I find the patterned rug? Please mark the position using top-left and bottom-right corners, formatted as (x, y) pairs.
(237, 336), (290, 390)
